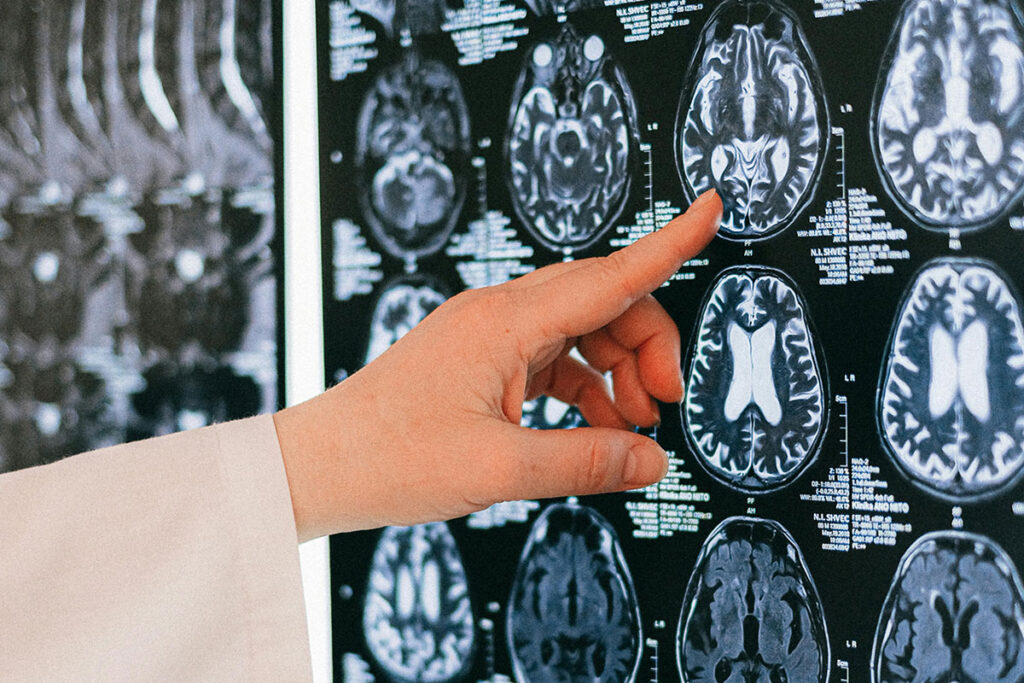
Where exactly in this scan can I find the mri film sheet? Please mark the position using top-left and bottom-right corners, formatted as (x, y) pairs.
(320, 0), (1024, 679)
(0, 1), (281, 472)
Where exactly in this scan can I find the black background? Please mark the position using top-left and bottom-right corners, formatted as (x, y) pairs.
(317, 0), (1024, 679)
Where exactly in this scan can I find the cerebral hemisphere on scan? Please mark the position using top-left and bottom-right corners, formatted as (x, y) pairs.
(873, 0), (1024, 231)
(677, 516), (830, 683)
(356, 51), (471, 261)
(364, 276), (447, 365)
(872, 531), (1024, 682)
(507, 502), (643, 682)
(878, 257), (1024, 502)
(683, 266), (827, 493)
(363, 523), (475, 683)
(676, 0), (829, 240)
(506, 25), (640, 253)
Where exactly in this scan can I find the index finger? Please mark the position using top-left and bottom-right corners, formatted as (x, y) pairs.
(522, 189), (722, 338)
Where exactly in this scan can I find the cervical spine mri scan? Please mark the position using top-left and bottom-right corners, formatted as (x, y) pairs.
(506, 25), (639, 252)
(363, 523), (475, 683)
(878, 257), (1024, 501)
(507, 502), (643, 682)
(873, 0), (1024, 231)
(356, 51), (470, 261)
(676, 0), (829, 239)
(872, 531), (1024, 682)
(364, 277), (447, 365)
(683, 266), (827, 493)
(677, 516), (830, 683)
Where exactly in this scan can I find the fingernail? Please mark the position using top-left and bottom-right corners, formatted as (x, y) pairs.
(623, 441), (669, 488)
(649, 397), (661, 425)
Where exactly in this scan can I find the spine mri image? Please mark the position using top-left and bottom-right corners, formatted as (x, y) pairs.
(675, 0), (829, 240)
(872, 531), (1024, 682)
(677, 516), (831, 683)
(878, 257), (1024, 502)
(355, 50), (471, 262)
(363, 523), (476, 683)
(505, 25), (640, 253)
(872, 0), (1024, 232)
(507, 502), (643, 682)
(683, 266), (828, 493)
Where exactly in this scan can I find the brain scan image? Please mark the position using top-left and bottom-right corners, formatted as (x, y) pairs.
(683, 267), (827, 493)
(872, 0), (1024, 231)
(872, 531), (1024, 682)
(507, 502), (642, 682)
(364, 277), (447, 365)
(677, 517), (830, 683)
(521, 396), (586, 430)
(878, 257), (1024, 502)
(363, 523), (475, 683)
(506, 25), (640, 253)
(675, 0), (829, 240)
(356, 51), (470, 261)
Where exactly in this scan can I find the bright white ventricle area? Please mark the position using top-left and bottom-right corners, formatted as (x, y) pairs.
(875, 0), (1024, 229)
(363, 523), (475, 683)
(873, 532), (1024, 682)
(685, 269), (825, 492)
(680, 2), (823, 238)
(880, 258), (1024, 501)
(508, 32), (634, 250)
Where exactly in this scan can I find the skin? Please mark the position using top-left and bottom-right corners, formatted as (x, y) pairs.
(274, 190), (723, 542)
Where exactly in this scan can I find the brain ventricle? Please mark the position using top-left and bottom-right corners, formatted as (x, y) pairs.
(678, 516), (831, 683)
(507, 503), (643, 682)
(873, 0), (1024, 231)
(676, 0), (828, 239)
(873, 531), (1024, 682)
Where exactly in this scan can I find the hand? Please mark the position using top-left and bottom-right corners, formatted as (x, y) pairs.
(274, 191), (722, 540)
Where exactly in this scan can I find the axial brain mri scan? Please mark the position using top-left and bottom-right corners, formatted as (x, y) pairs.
(355, 51), (471, 261)
(677, 517), (831, 683)
(879, 257), (1024, 502)
(872, 531), (1024, 682)
(507, 503), (643, 682)
(683, 266), (827, 493)
(363, 523), (476, 683)
(364, 277), (447, 365)
(506, 25), (640, 253)
(676, 0), (829, 240)
(873, 0), (1024, 231)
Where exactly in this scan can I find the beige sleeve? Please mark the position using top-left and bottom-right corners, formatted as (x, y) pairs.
(0, 415), (313, 682)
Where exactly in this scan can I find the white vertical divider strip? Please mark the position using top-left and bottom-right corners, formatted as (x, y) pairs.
(283, 1), (332, 680)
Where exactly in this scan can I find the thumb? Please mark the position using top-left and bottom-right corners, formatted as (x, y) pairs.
(497, 425), (669, 501)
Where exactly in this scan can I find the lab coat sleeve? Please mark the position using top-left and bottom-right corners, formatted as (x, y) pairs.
(0, 415), (313, 682)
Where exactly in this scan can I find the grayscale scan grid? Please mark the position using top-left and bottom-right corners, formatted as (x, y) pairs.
(316, 0), (1024, 680)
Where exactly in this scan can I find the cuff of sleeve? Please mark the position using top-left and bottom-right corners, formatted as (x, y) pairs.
(214, 415), (314, 681)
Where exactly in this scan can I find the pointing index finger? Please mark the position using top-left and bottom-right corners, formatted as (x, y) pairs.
(525, 189), (722, 338)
